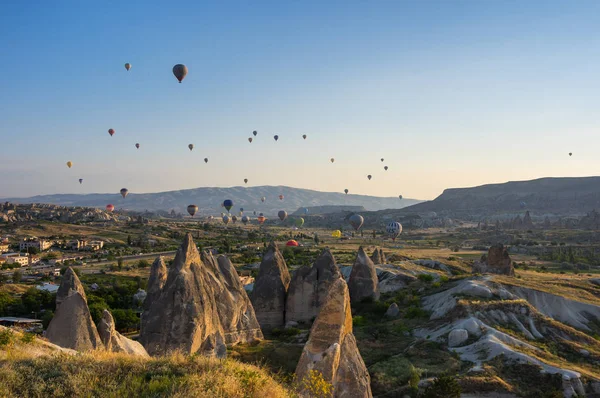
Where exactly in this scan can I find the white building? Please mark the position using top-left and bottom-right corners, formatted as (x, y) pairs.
(1, 253), (29, 267)
(0, 244), (9, 253)
(20, 238), (52, 252)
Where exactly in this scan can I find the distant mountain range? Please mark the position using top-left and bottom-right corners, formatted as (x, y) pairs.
(4, 186), (421, 215)
(399, 177), (600, 218)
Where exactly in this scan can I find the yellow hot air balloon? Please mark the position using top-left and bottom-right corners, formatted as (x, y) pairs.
(331, 230), (342, 238)
(66, 161), (73, 168)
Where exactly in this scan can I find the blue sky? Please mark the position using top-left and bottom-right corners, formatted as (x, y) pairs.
(1, 0), (599, 199)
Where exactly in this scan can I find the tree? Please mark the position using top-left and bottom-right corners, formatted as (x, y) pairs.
(117, 258), (123, 270)
(422, 374), (461, 398)
(12, 270), (22, 283)
(137, 259), (149, 268)
(314, 234), (320, 245)
(127, 235), (132, 246)
(27, 246), (40, 255)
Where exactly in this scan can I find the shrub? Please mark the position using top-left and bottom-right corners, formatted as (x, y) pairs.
(0, 328), (14, 347)
(422, 374), (461, 398)
(299, 369), (333, 398)
(418, 274), (434, 283)
(21, 332), (36, 344)
(352, 316), (367, 327)
(405, 306), (428, 319)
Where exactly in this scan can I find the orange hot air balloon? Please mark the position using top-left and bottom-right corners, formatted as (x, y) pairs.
(173, 64), (188, 83)
(286, 240), (299, 247)
(106, 204), (115, 212)
(257, 215), (266, 225)
(108, 129), (115, 137)
(279, 195), (284, 200)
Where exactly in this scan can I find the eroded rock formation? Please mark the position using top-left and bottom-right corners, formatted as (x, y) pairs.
(370, 247), (386, 265)
(472, 244), (514, 276)
(348, 247), (380, 303)
(251, 242), (291, 329)
(295, 278), (372, 397)
(286, 248), (342, 324)
(98, 310), (149, 357)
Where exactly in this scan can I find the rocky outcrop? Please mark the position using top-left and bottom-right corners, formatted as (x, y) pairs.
(140, 257), (168, 335)
(348, 247), (380, 303)
(370, 247), (386, 265)
(200, 251), (263, 345)
(286, 249), (342, 324)
(98, 310), (149, 357)
(523, 211), (534, 229)
(56, 267), (87, 308)
(385, 303), (400, 317)
(472, 244), (514, 276)
(296, 278), (372, 398)
(448, 328), (469, 347)
(251, 243), (291, 329)
(139, 234), (227, 357)
(46, 268), (101, 351)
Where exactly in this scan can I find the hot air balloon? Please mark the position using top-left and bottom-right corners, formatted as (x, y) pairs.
(279, 195), (284, 201)
(240, 208), (244, 213)
(386, 221), (403, 241)
(221, 212), (226, 217)
(286, 240), (299, 247)
(331, 230), (342, 238)
(253, 210), (257, 215)
(66, 161), (73, 168)
(330, 158), (335, 163)
(304, 208), (309, 215)
(520, 201), (527, 209)
(381, 158), (384, 162)
(124, 63), (131, 71)
(231, 215), (238, 224)
(188, 144), (194, 151)
(79, 178), (83, 184)
(295, 218), (305, 228)
(261, 197), (266, 203)
(187, 205), (198, 217)
(120, 188), (129, 198)
(223, 199), (233, 211)
(173, 64), (188, 83)
(204, 158), (208, 163)
(349, 214), (364, 231)
(244, 178), (248, 184)
(278, 210), (288, 221)
(106, 204), (115, 212)
(248, 138), (253, 143)
(274, 135), (279, 142)
(253, 130), (258, 136)
(399, 195), (403, 199)
(384, 166), (388, 171)
(257, 215), (266, 225)
(222, 215), (230, 225)
(108, 129), (115, 137)
(135, 143), (140, 149)
(344, 189), (349, 194)
(302, 134), (307, 140)
(367, 175), (372, 180)
(569, 152), (572, 156)
(242, 215), (250, 225)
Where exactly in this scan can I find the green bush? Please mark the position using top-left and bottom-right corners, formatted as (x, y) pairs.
(0, 328), (15, 347)
(352, 316), (367, 327)
(422, 374), (461, 398)
(21, 332), (36, 344)
(405, 306), (428, 319)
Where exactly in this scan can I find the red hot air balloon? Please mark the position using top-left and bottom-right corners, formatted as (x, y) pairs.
(106, 204), (115, 212)
(108, 129), (115, 137)
(279, 195), (284, 200)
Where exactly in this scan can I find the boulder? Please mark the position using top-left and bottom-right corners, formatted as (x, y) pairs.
(370, 247), (386, 265)
(201, 251), (263, 345)
(139, 234), (227, 357)
(448, 329), (469, 347)
(296, 278), (372, 398)
(286, 248), (342, 324)
(251, 242), (291, 329)
(45, 292), (102, 351)
(472, 244), (514, 276)
(56, 267), (87, 308)
(98, 310), (149, 357)
(348, 247), (380, 303)
(385, 303), (400, 317)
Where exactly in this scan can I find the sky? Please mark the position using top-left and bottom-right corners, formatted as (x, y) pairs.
(1, 0), (599, 200)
